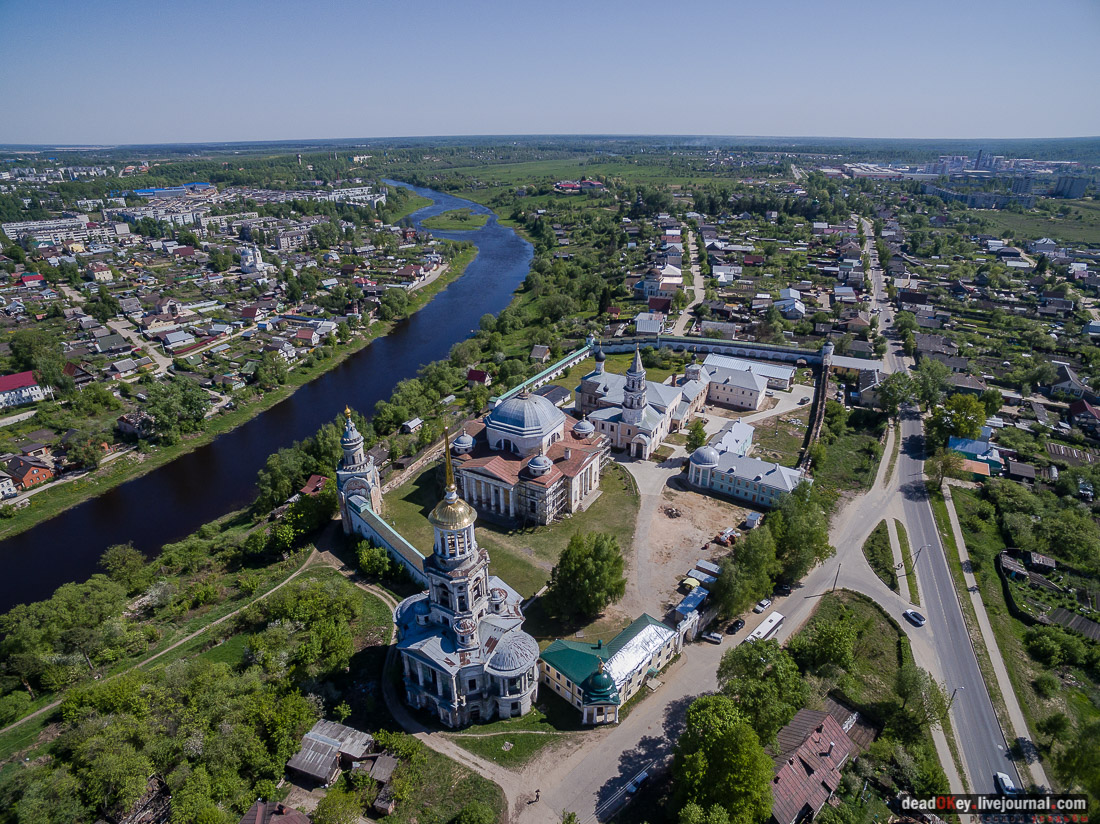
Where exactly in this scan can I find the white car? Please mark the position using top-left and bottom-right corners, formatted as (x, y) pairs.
(994, 772), (1020, 795)
(754, 598), (772, 613)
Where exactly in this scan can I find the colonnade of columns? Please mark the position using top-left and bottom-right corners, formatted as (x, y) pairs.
(460, 474), (517, 518)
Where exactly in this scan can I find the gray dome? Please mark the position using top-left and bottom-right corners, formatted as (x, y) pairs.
(595, 346), (605, 363)
(690, 445), (720, 466)
(573, 418), (595, 438)
(453, 432), (475, 451)
(488, 392), (565, 437)
(486, 631), (540, 677)
(528, 454), (553, 476)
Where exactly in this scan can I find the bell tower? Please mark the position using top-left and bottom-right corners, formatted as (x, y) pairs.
(622, 347), (647, 425)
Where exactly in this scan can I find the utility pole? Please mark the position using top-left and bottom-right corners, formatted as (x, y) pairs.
(832, 563), (841, 592)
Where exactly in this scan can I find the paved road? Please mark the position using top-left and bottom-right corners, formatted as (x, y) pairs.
(859, 217), (1020, 793)
(671, 227), (704, 335)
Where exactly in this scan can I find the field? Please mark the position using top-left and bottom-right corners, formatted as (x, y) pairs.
(384, 460), (639, 599)
(752, 406), (811, 467)
(421, 208), (489, 231)
(965, 200), (1100, 246)
(862, 520), (899, 592)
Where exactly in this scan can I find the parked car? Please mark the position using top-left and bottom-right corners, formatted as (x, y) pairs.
(702, 631), (723, 644)
(903, 609), (927, 627)
(798, 396), (810, 405)
(726, 618), (745, 635)
(994, 772), (1020, 796)
(754, 598), (772, 614)
(776, 583), (791, 597)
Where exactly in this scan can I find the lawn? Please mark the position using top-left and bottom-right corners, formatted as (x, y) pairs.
(385, 738), (507, 824)
(383, 460), (639, 599)
(421, 208), (489, 231)
(752, 406), (811, 468)
(815, 410), (887, 502)
(862, 520), (899, 593)
(895, 519), (919, 605)
(445, 731), (569, 769)
(967, 200), (1100, 247)
(951, 486), (1100, 785)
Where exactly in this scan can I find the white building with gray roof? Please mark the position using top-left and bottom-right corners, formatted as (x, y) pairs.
(687, 450), (807, 508)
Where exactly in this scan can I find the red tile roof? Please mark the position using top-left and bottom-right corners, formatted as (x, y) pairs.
(0, 371), (38, 393)
(453, 416), (604, 486)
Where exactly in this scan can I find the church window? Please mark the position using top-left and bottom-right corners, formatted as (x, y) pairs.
(468, 678), (478, 691)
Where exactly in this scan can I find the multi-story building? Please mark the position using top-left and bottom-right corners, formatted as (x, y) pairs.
(687, 449), (807, 507)
(393, 441), (539, 727)
(0, 371), (50, 409)
(452, 390), (608, 525)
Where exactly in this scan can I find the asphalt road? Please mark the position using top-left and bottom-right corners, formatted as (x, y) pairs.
(861, 218), (1020, 791)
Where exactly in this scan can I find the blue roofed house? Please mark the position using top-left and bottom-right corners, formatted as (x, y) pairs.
(947, 436), (1003, 473)
(687, 448), (807, 507)
(539, 614), (680, 725)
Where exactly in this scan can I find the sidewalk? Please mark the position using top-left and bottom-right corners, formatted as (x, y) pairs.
(941, 482), (1050, 789)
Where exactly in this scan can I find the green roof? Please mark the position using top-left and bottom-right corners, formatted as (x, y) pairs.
(539, 613), (666, 692)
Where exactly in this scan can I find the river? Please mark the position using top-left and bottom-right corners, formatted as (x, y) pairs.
(0, 182), (532, 612)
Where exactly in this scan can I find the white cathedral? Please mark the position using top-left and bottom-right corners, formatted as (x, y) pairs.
(334, 408), (539, 727)
(391, 438), (540, 726)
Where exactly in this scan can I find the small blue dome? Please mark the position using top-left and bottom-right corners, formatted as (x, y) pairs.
(454, 432), (475, 451)
(594, 346), (605, 363)
(690, 445), (720, 466)
(528, 454), (553, 475)
(486, 632), (540, 677)
(573, 418), (595, 438)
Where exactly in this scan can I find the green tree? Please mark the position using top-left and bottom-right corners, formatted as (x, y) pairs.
(356, 541), (392, 579)
(452, 800), (497, 824)
(672, 695), (773, 824)
(98, 543), (150, 594)
(926, 393), (986, 447)
(895, 663), (951, 730)
(545, 532), (627, 622)
(1038, 712), (1070, 748)
(925, 448), (964, 487)
(893, 311), (918, 336)
(913, 357), (950, 408)
(711, 528), (779, 618)
(686, 420), (707, 452)
(679, 803), (732, 824)
(717, 640), (808, 743)
(876, 372), (914, 419)
(312, 783), (363, 824)
(979, 388), (1003, 417)
(767, 483), (834, 582)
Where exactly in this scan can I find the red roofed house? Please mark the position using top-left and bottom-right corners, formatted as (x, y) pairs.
(467, 369), (492, 388)
(238, 800), (310, 824)
(769, 710), (856, 824)
(1069, 399), (1100, 437)
(19, 273), (44, 288)
(6, 456), (53, 490)
(294, 328), (320, 346)
(0, 371), (50, 409)
(648, 297), (672, 313)
(300, 474), (329, 496)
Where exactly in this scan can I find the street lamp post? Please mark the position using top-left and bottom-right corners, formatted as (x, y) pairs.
(950, 686), (965, 708)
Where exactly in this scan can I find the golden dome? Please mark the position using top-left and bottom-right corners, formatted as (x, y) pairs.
(429, 494), (477, 531)
(429, 428), (477, 531)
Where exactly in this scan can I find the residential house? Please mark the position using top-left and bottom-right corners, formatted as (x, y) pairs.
(948, 436), (1003, 473)
(286, 720), (373, 785)
(1069, 399), (1100, 436)
(7, 456), (53, 490)
(0, 371), (50, 409)
(530, 345), (551, 363)
(768, 710), (856, 824)
(1051, 363), (1088, 398)
(237, 801), (310, 824)
(466, 369), (492, 388)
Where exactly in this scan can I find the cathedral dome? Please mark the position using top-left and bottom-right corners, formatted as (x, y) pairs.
(487, 392), (565, 439)
(453, 432), (475, 453)
(527, 453), (553, 476)
(572, 418), (595, 438)
(429, 492), (477, 531)
(485, 631), (540, 677)
(594, 345), (605, 363)
(582, 664), (619, 705)
(690, 445), (720, 467)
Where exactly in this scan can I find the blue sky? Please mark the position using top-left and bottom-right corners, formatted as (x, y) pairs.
(1, 0), (1098, 144)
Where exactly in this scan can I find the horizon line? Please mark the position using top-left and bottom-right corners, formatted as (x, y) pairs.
(2, 132), (1100, 151)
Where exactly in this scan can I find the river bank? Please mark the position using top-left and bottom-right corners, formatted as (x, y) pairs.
(0, 246), (478, 545)
(0, 184), (532, 612)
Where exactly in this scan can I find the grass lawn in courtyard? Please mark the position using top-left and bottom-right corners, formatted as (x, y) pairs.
(384, 461), (639, 599)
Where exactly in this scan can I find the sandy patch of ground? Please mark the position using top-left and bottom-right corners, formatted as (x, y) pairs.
(638, 485), (747, 618)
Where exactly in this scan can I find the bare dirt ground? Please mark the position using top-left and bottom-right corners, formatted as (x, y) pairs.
(614, 476), (748, 622)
